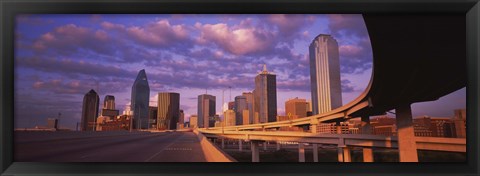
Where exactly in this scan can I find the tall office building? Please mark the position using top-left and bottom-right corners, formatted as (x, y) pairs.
(234, 95), (247, 125)
(309, 34), (342, 115)
(103, 95), (115, 110)
(285, 97), (308, 119)
(189, 115), (198, 128)
(253, 65), (277, 123)
(101, 95), (119, 119)
(157, 92), (180, 130)
(148, 106), (158, 129)
(242, 92), (254, 124)
(228, 101), (235, 110)
(198, 94), (216, 128)
(179, 109), (185, 125)
(81, 89), (99, 131)
(131, 69), (150, 129)
(224, 109), (236, 126)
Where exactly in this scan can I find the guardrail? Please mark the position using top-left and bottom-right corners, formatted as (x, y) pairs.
(198, 129), (466, 153)
(193, 130), (236, 162)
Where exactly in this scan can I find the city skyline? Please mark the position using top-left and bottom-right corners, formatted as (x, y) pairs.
(14, 14), (466, 129)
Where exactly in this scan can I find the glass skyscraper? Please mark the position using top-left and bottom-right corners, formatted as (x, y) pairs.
(103, 95), (115, 110)
(234, 95), (247, 125)
(198, 94), (216, 128)
(253, 65), (277, 123)
(157, 92), (180, 130)
(81, 89), (99, 131)
(131, 69), (150, 129)
(309, 34), (342, 115)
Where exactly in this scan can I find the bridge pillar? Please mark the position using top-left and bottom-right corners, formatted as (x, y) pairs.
(263, 141), (268, 151)
(221, 138), (225, 149)
(239, 139), (243, 151)
(361, 115), (374, 162)
(336, 121), (344, 162)
(251, 141), (260, 162)
(396, 104), (419, 162)
(343, 147), (352, 162)
(312, 144), (319, 162)
(337, 147), (344, 162)
(276, 142), (281, 151)
(363, 148), (373, 162)
(298, 143), (305, 162)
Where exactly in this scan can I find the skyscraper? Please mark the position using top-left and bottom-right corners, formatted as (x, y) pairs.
(103, 95), (115, 110)
(101, 95), (119, 119)
(224, 109), (236, 126)
(81, 89), (99, 131)
(242, 92), (254, 124)
(198, 94), (216, 128)
(157, 92), (180, 130)
(253, 65), (277, 123)
(190, 115), (198, 128)
(234, 95), (247, 125)
(148, 106), (158, 129)
(131, 69), (150, 129)
(179, 109), (185, 126)
(309, 34), (342, 115)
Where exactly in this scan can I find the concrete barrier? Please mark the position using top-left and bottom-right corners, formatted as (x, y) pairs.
(194, 130), (236, 162)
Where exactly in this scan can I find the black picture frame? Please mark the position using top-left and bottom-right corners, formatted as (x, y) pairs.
(1, 0), (479, 176)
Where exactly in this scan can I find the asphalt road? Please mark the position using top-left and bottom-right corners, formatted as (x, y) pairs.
(14, 131), (207, 162)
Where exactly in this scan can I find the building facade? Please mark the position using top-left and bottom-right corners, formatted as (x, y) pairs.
(198, 94), (216, 128)
(103, 95), (115, 110)
(224, 109), (236, 126)
(285, 97), (308, 119)
(81, 89), (99, 131)
(234, 95), (247, 125)
(178, 109), (185, 129)
(148, 106), (158, 129)
(131, 69), (150, 129)
(157, 92), (180, 130)
(309, 34), (342, 115)
(190, 115), (198, 129)
(242, 92), (254, 124)
(253, 65), (277, 123)
(47, 118), (58, 129)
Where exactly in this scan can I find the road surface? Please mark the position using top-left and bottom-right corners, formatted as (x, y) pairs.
(14, 131), (207, 162)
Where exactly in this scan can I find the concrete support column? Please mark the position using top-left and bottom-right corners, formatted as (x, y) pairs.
(336, 121), (344, 162)
(298, 143), (305, 162)
(363, 148), (374, 162)
(251, 141), (260, 162)
(361, 115), (374, 162)
(221, 138), (225, 149)
(343, 147), (352, 162)
(239, 139), (243, 151)
(276, 142), (281, 151)
(263, 141), (267, 151)
(337, 147), (344, 162)
(396, 104), (419, 162)
(312, 144), (319, 162)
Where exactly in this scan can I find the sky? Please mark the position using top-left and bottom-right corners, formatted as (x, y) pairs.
(14, 14), (466, 130)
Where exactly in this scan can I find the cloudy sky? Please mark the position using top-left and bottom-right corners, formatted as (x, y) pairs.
(14, 14), (465, 129)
